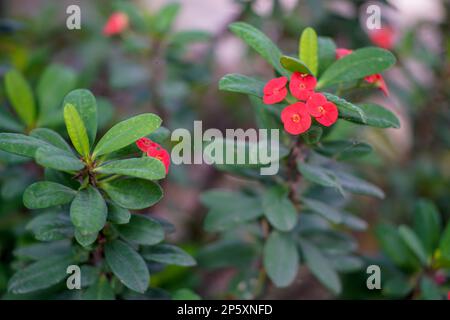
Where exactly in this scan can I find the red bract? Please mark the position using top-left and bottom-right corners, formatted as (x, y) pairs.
(289, 72), (317, 101)
(281, 102), (311, 135)
(368, 27), (394, 49)
(148, 148), (170, 174)
(365, 74), (389, 96)
(335, 48), (353, 59)
(263, 76), (288, 104)
(306, 93), (338, 127)
(103, 12), (129, 36)
(136, 137), (160, 153)
(136, 138), (170, 174)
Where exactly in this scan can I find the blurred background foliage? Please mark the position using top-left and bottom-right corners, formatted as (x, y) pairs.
(0, 0), (449, 299)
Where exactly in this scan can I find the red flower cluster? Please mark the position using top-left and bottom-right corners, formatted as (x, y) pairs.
(263, 72), (338, 135)
(335, 48), (389, 96)
(136, 138), (170, 174)
(368, 27), (394, 50)
(103, 12), (129, 36)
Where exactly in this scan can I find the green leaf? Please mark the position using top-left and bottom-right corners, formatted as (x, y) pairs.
(14, 240), (71, 261)
(229, 22), (287, 76)
(8, 255), (73, 294)
(0, 109), (25, 132)
(104, 240), (149, 293)
(169, 30), (211, 46)
(172, 288), (201, 300)
(376, 224), (420, 271)
(26, 212), (74, 241)
(36, 146), (85, 171)
(315, 140), (372, 160)
(330, 255), (364, 273)
(93, 113), (162, 158)
(299, 27), (318, 75)
(102, 178), (163, 210)
(263, 231), (299, 287)
(420, 277), (443, 300)
(334, 171), (384, 198)
(23, 181), (77, 209)
(301, 197), (342, 224)
(218, 74), (264, 98)
(64, 103), (91, 158)
(249, 96), (284, 130)
(322, 93), (367, 125)
(107, 202), (131, 224)
(350, 103), (400, 128)
(413, 199), (441, 256)
(75, 229), (97, 247)
(398, 225), (428, 265)
(196, 240), (257, 269)
(300, 240), (341, 294)
(439, 221), (450, 260)
(201, 190), (263, 232)
(317, 37), (336, 76)
(117, 214), (164, 246)
(317, 47), (396, 88)
(297, 162), (341, 190)
(63, 89), (98, 146)
(70, 186), (107, 235)
(280, 56), (312, 74)
(44, 168), (80, 189)
(95, 157), (166, 180)
(80, 266), (100, 288)
(4, 69), (36, 126)
(83, 275), (115, 300)
(263, 186), (297, 231)
(383, 275), (413, 298)
(141, 244), (196, 266)
(0, 133), (49, 158)
(30, 128), (72, 153)
(37, 64), (77, 125)
(152, 3), (180, 34)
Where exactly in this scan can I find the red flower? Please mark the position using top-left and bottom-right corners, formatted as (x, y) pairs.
(281, 102), (311, 135)
(263, 76), (288, 104)
(365, 74), (389, 96)
(136, 138), (170, 174)
(289, 72), (317, 101)
(136, 137), (160, 153)
(368, 27), (394, 50)
(335, 48), (353, 59)
(306, 93), (338, 127)
(103, 12), (129, 36)
(147, 148), (170, 174)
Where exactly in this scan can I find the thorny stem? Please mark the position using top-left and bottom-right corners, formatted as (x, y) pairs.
(287, 137), (304, 209)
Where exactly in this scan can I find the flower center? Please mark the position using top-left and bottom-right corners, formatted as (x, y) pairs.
(299, 83), (306, 89)
(155, 155), (163, 161)
(273, 88), (279, 94)
(292, 114), (301, 123)
(318, 106), (325, 114)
